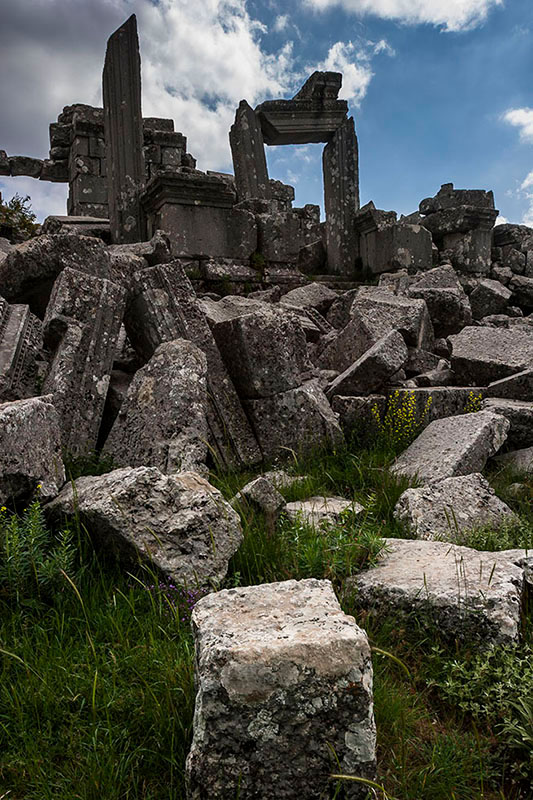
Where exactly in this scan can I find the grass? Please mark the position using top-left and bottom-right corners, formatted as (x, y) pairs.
(1, 427), (532, 799)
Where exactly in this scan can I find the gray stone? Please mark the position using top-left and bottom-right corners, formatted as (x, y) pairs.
(349, 538), (530, 645)
(0, 396), (65, 504)
(280, 282), (338, 315)
(394, 473), (517, 542)
(510, 275), (533, 308)
(245, 380), (344, 462)
(103, 15), (145, 243)
(233, 477), (286, 521)
(495, 447), (533, 474)
(316, 306), (379, 373)
(331, 394), (386, 439)
(285, 496), (364, 527)
(0, 298), (44, 402)
(229, 100), (270, 201)
(414, 360), (454, 387)
(326, 330), (408, 399)
(409, 265), (471, 337)
(354, 287), (434, 349)
(485, 369), (533, 401)
(483, 398), (533, 448)
(405, 348), (441, 376)
(8, 155), (43, 178)
(323, 116), (359, 274)
(261, 470), (309, 491)
(388, 387), (482, 429)
(391, 410), (509, 484)
(186, 578), (376, 799)
(469, 279), (512, 319)
(104, 340), (208, 473)
(326, 288), (358, 329)
(420, 184), (495, 214)
(45, 467), (242, 587)
(449, 326), (533, 385)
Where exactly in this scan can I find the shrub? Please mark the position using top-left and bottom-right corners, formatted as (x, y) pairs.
(0, 192), (38, 242)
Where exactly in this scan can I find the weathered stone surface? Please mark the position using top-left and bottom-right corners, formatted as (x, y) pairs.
(326, 288), (358, 329)
(45, 467), (242, 587)
(470, 279), (512, 320)
(0, 234), (110, 317)
(331, 394), (386, 439)
(483, 398), (533, 448)
(495, 447), (533, 474)
(485, 369), (533, 401)
(323, 116), (359, 274)
(391, 410), (509, 484)
(349, 539), (531, 645)
(394, 473), (517, 541)
(317, 306), (379, 373)
(0, 396), (65, 504)
(414, 359), (454, 388)
(8, 155), (43, 178)
(245, 380), (344, 462)
(125, 262), (262, 469)
(354, 287), (434, 349)
(0, 298), (44, 402)
(212, 306), (308, 399)
(233, 476), (286, 520)
(326, 330), (408, 399)
(405, 348), (441, 376)
(409, 266), (471, 337)
(42, 268), (126, 453)
(389, 387), (481, 429)
(104, 340), (209, 473)
(510, 275), (533, 308)
(280, 282), (338, 315)
(449, 326), (533, 385)
(103, 15), (145, 243)
(229, 100), (270, 201)
(421, 184), (495, 214)
(285, 496), (363, 527)
(42, 216), (111, 242)
(261, 469), (309, 491)
(186, 578), (376, 799)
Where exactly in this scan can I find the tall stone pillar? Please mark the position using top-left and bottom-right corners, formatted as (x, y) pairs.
(103, 14), (146, 243)
(323, 116), (359, 274)
(229, 100), (271, 201)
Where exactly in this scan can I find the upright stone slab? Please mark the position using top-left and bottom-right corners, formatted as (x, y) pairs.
(103, 15), (145, 243)
(42, 268), (126, 453)
(230, 100), (271, 201)
(323, 116), (359, 274)
(0, 298), (43, 402)
(186, 579), (376, 799)
(125, 262), (262, 469)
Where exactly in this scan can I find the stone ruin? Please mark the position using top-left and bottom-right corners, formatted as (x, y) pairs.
(1, 13), (533, 799)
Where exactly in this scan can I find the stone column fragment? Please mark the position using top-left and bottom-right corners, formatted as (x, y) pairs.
(323, 116), (359, 274)
(103, 14), (145, 243)
(42, 268), (126, 453)
(125, 262), (262, 469)
(229, 100), (271, 201)
(0, 298), (44, 402)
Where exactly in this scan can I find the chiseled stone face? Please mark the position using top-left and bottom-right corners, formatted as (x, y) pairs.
(449, 326), (533, 386)
(186, 578), (376, 799)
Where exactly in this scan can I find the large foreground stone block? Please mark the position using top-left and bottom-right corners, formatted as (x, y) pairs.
(0, 396), (65, 504)
(449, 326), (533, 385)
(391, 410), (509, 484)
(186, 579), (376, 799)
(45, 468), (242, 587)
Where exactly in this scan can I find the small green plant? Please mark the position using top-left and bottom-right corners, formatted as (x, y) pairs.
(372, 390), (432, 451)
(0, 192), (38, 242)
(63, 449), (116, 479)
(464, 390), (483, 414)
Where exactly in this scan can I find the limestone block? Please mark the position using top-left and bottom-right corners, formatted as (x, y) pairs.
(495, 447), (533, 474)
(354, 287), (434, 349)
(280, 282), (338, 316)
(285, 496), (364, 527)
(409, 268), (471, 338)
(449, 326), (533, 385)
(483, 398), (533, 448)
(485, 369), (533, 401)
(186, 578), (376, 799)
(331, 394), (386, 439)
(326, 330), (408, 399)
(323, 116), (359, 274)
(45, 468), (242, 587)
(510, 275), (533, 308)
(229, 100), (270, 201)
(0, 299), (44, 402)
(388, 387), (479, 429)
(232, 476), (286, 520)
(469, 279), (512, 319)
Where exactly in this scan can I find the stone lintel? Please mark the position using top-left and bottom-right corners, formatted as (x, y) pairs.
(141, 172), (236, 213)
(255, 99), (348, 145)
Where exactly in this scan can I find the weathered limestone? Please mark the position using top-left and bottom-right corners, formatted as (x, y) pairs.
(326, 330), (408, 399)
(229, 100), (271, 201)
(331, 394), (387, 439)
(124, 262), (262, 469)
(186, 579), (376, 799)
(280, 282), (338, 316)
(354, 287), (434, 349)
(495, 447), (533, 474)
(102, 14), (146, 243)
(485, 369), (533, 401)
(0, 396), (65, 504)
(285, 496), (364, 527)
(354, 203), (433, 276)
(409, 265), (472, 337)
(391, 411), (510, 484)
(387, 387), (481, 429)
(42, 268), (126, 453)
(469, 279), (512, 320)
(510, 275), (533, 307)
(104, 340), (209, 474)
(394, 473), (517, 541)
(45, 468), (242, 587)
(232, 476), (286, 520)
(349, 539), (532, 645)
(449, 326), (533, 385)
(323, 117), (359, 274)
(0, 299), (44, 402)
(483, 398), (533, 448)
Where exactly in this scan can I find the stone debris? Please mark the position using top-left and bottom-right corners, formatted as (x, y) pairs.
(353, 286), (434, 350)
(0, 396), (65, 504)
(326, 329), (408, 398)
(232, 476), (286, 521)
(186, 578), (376, 799)
(485, 369), (533, 401)
(285, 496), (364, 527)
(394, 473), (517, 542)
(449, 326), (533, 385)
(483, 398), (533, 448)
(0, 298), (44, 402)
(44, 467), (242, 587)
(495, 446), (533, 474)
(391, 410), (510, 484)
(469, 278), (512, 320)
(331, 394), (387, 439)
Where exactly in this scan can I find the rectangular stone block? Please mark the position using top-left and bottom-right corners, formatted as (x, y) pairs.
(323, 116), (359, 274)
(230, 100), (271, 201)
(0, 298), (44, 402)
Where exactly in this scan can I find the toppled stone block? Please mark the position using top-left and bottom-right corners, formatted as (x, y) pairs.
(245, 380), (344, 462)
(391, 410), (509, 484)
(495, 447), (533, 474)
(348, 538), (531, 645)
(394, 473), (517, 542)
(469, 279), (512, 319)
(0, 396), (65, 504)
(326, 330), (408, 399)
(104, 340), (209, 474)
(388, 387), (480, 429)
(45, 468), (242, 587)
(405, 348), (441, 376)
(414, 359), (454, 388)
(483, 398), (533, 448)
(409, 265), (472, 337)
(285, 496), (363, 527)
(449, 326), (533, 385)
(0, 298), (44, 402)
(331, 394), (386, 439)
(510, 275), (533, 308)
(326, 288), (358, 329)
(232, 476), (286, 521)
(485, 369), (533, 401)
(316, 306), (379, 373)
(186, 578), (376, 799)
(280, 282), (338, 316)
(354, 287), (434, 349)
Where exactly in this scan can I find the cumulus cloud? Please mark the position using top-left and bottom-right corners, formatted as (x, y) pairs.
(273, 14), (289, 31)
(304, 0), (503, 33)
(503, 108), (533, 143)
(314, 41), (373, 105)
(521, 171), (533, 191)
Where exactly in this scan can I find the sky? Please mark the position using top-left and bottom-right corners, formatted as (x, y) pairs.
(0, 0), (532, 225)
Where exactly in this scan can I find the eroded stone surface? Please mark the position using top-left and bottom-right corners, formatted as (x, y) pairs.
(449, 326), (533, 385)
(326, 330), (408, 398)
(285, 496), (364, 527)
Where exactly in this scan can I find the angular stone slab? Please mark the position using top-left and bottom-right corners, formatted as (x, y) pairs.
(409, 266), (471, 338)
(104, 340), (209, 474)
(326, 330), (408, 399)
(495, 446), (533, 474)
(391, 410), (510, 485)
(449, 326), (533, 386)
(485, 369), (533, 401)
(387, 387), (482, 430)
(323, 116), (359, 274)
(0, 298), (43, 402)
(232, 476), (286, 520)
(0, 396), (65, 504)
(349, 539), (531, 645)
(354, 287), (434, 350)
(285, 496), (364, 528)
(186, 578), (376, 799)
(394, 473), (517, 542)
(229, 100), (270, 201)
(45, 468), (242, 587)
(469, 279), (512, 320)
(125, 262), (262, 469)
(280, 282), (338, 316)
(483, 398), (533, 448)
(42, 268), (126, 454)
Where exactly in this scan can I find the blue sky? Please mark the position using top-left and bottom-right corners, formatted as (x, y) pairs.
(1, 0), (532, 225)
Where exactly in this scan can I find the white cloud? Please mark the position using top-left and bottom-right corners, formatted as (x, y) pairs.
(315, 41), (373, 105)
(372, 38), (395, 56)
(502, 108), (533, 143)
(521, 171), (533, 191)
(0, 178), (68, 220)
(495, 214), (509, 225)
(304, 0), (503, 33)
(273, 14), (289, 31)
